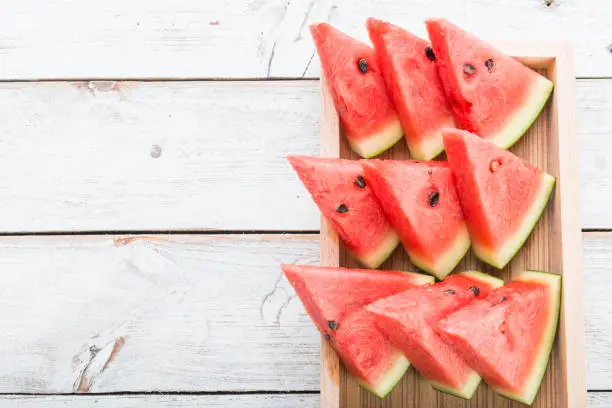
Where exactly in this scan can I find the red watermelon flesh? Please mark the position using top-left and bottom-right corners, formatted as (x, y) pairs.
(288, 155), (400, 268)
(366, 18), (455, 160)
(365, 271), (504, 399)
(443, 129), (555, 269)
(282, 264), (434, 397)
(362, 159), (470, 279)
(310, 23), (403, 158)
(436, 271), (561, 405)
(426, 18), (553, 149)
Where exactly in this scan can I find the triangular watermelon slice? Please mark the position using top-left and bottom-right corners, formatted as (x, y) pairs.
(363, 159), (470, 279)
(443, 129), (555, 269)
(282, 264), (434, 397)
(366, 18), (455, 160)
(365, 271), (504, 399)
(288, 155), (400, 268)
(436, 271), (561, 405)
(310, 23), (403, 158)
(426, 18), (553, 149)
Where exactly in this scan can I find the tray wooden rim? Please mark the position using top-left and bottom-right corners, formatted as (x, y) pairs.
(318, 40), (587, 408)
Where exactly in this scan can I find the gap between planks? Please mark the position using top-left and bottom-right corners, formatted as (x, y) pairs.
(0, 229), (597, 237)
(0, 76), (609, 82)
(0, 391), (321, 396)
(0, 230), (320, 237)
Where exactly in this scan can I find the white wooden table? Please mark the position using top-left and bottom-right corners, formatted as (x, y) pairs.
(0, 1), (610, 407)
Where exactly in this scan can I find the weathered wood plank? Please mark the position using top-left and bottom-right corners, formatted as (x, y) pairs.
(0, 394), (319, 407)
(588, 393), (612, 408)
(0, 0), (610, 79)
(0, 232), (606, 392)
(577, 80), (612, 229)
(0, 80), (320, 232)
(0, 234), (319, 392)
(0, 79), (608, 231)
(582, 232), (612, 392)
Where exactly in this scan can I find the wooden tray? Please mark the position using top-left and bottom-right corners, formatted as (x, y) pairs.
(318, 42), (587, 408)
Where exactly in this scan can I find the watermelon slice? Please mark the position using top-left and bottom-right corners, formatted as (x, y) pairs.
(366, 18), (455, 160)
(310, 23), (403, 158)
(443, 129), (555, 269)
(362, 159), (470, 279)
(426, 18), (553, 149)
(436, 271), (562, 405)
(288, 155), (400, 268)
(365, 271), (504, 399)
(282, 264), (434, 397)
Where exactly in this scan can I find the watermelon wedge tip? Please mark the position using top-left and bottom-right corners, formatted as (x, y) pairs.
(363, 159), (470, 279)
(436, 270), (561, 405)
(366, 18), (455, 160)
(287, 155), (400, 268)
(426, 18), (553, 149)
(365, 270), (504, 399)
(282, 264), (434, 398)
(443, 129), (555, 269)
(310, 23), (403, 158)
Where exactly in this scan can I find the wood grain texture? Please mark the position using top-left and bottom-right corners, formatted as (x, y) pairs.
(548, 43), (588, 408)
(577, 79), (612, 229)
(0, 394), (319, 407)
(0, 0), (610, 79)
(0, 234), (321, 393)
(588, 393), (612, 408)
(0, 80), (320, 232)
(319, 49), (586, 407)
(319, 75), (341, 408)
(0, 232), (606, 393)
(582, 232), (612, 392)
(0, 78), (609, 232)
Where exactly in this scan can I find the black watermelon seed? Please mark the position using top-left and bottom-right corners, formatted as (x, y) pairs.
(425, 46), (436, 61)
(468, 286), (480, 296)
(485, 58), (495, 72)
(463, 63), (476, 75)
(444, 289), (456, 295)
(358, 58), (368, 73)
(336, 204), (349, 213)
(428, 191), (440, 207)
(500, 296), (507, 303)
(328, 320), (339, 330)
(355, 175), (366, 189)
(324, 333), (331, 341)
(427, 169), (433, 176)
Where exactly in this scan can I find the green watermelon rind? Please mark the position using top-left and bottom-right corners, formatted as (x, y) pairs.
(494, 270), (562, 405)
(458, 270), (505, 289)
(487, 75), (554, 150)
(429, 370), (482, 400)
(400, 271), (437, 286)
(407, 128), (448, 161)
(358, 229), (401, 269)
(473, 173), (556, 269)
(358, 272), (434, 398)
(424, 270), (503, 399)
(358, 353), (411, 399)
(409, 225), (471, 280)
(348, 118), (404, 159)
(405, 113), (455, 161)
